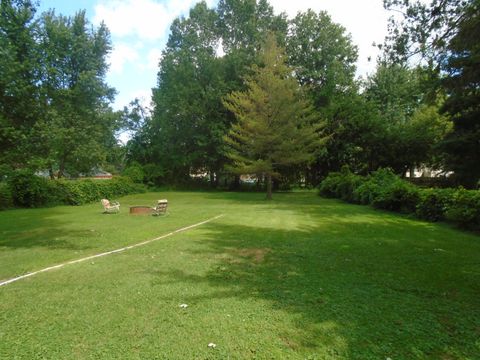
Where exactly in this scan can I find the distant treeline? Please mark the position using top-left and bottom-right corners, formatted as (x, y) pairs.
(1, 0), (478, 191)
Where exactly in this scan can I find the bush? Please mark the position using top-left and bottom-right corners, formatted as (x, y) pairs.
(371, 178), (420, 213)
(0, 182), (13, 210)
(123, 164), (144, 183)
(142, 163), (164, 186)
(8, 170), (56, 207)
(318, 167), (365, 202)
(416, 188), (455, 221)
(6, 172), (145, 208)
(54, 177), (146, 205)
(319, 167), (480, 230)
(352, 168), (399, 205)
(445, 189), (480, 230)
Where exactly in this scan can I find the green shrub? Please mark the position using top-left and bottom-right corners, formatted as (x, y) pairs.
(123, 164), (144, 183)
(445, 189), (480, 230)
(8, 170), (56, 207)
(416, 188), (455, 221)
(318, 167), (365, 202)
(318, 172), (343, 198)
(143, 164), (164, 186)
(54, 179), (86, 205)
(54, 177), (145, 205)
(6, 172), (145, 208)
(371, 178), (420, 213)
(0, 182), (13, 210)
(319, 167), (480, 230)
(352, 168), (398, 205)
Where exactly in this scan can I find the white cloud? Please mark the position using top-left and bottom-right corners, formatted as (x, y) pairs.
(114, 89), (153, 111)
(94, 0), (217, 41)
(108, 43), (140, 73)
(268, 0), (390, 76)
(146, 48), (163, 70)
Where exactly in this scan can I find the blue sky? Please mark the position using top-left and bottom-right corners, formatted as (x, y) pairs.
(37, 0), (393, 111)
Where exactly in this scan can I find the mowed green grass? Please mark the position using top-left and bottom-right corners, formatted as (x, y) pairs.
(0, 191), (479, 359)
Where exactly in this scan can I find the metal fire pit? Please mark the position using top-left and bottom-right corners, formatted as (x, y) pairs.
(129, 206), (153, 215)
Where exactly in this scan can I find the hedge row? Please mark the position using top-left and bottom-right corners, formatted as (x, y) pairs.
(319, 167), (480, 231)
(0, 170), (145, 209)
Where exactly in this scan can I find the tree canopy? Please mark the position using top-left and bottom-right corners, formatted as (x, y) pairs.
(0, 1), (117, 178)
(1, 0), (478, 190)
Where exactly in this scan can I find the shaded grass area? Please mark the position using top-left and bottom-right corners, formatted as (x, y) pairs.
(0, 191), (479, 359)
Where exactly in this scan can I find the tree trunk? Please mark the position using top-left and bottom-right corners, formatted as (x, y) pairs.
(409, 165), (415, 178)
(209, 171), (215, 188)
(58, 162), (65, 178)
(266, 173), (272, 200)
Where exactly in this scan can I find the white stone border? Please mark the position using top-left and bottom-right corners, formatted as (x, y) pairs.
(0, 214), (224, 288)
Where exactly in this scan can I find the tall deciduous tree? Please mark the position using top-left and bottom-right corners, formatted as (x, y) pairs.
(0, 0), (39, 169)
(34, 10), (115, 177)
(363, 63), (450, 175)
(149, 2), (227, 183)
(382, 0), (479, 186)
(286, 9), (358, 109)
(285, 9), (358, 184)
(223, 36), (325, 199)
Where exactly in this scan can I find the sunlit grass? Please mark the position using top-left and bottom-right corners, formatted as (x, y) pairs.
(0, 191), (479, 359)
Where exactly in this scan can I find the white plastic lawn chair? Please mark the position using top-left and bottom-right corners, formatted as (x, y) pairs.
(152, 199), (168, 216)
(101, 199), (120, 214)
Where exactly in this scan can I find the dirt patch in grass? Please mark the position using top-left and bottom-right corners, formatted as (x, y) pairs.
(280, 336), (300, 350)
(231, 247), (271, 263)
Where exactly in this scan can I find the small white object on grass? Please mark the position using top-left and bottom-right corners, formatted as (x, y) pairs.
(208, 343), (216, 348)
(179, 304), (188, 308)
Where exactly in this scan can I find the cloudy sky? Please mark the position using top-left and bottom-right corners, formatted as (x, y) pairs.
(38, 0), (392, 110)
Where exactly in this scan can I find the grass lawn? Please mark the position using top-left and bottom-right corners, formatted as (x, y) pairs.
(0, 191), (479, 359)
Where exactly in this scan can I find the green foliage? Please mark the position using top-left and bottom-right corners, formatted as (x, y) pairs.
(314, 93), (387, 178)
(416, 188), (455, 221)
(365, 64), (423, 124)
(143, 2), (229, 182)
(0, 0), (40, 167)
(319, 168), (479, 229)
(382, 0), (471, 64)
(286, 9), (358, 109)
(0, 182), (13, 210)
(370, 176), (420, 213)
(381, 0), (479, 188)
(8, 170), (55, 207)
(33, 10), (116, 177)
(53, 177), (145, 206)
(318, 167), (365, 202)
(445, 188), (480, 230)
(352, 168), (398, 205)
(440, 2), (480, 188)
(7, 173), (144, 208)
(142, 164), (164, 186)
(0, 3), (117, 177)
(122, 164), (145, 183)
(223, 35), (326, 199)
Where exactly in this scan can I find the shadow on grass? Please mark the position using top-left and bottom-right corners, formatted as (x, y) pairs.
(0, 209), (93, 251)
(149, 202), (480, 359)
